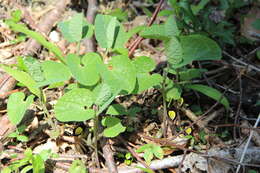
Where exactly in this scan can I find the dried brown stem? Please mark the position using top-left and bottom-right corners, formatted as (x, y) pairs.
(101, 138), (118, 173)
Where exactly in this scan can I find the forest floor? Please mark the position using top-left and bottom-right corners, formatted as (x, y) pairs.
(0, 0), (260, 173)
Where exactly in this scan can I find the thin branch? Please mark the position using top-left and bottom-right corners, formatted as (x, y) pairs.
(223, 51), (260, 72)
(236, 113), (260, 173)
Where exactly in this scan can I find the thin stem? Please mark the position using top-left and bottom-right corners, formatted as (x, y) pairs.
(93, 105), (100, 168)
(161, 65), (169, 137)
(39, 90), (56, 130)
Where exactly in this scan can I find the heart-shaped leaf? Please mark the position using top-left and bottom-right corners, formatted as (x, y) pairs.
(58, 13), (93, 43)
(54, 88), (95, 122)
(107, 55), (137, 93)
(66, 53), (102, 86)
(101, 116), (126, 137)
(37, 60), (71, 87)
(7, 92), (34, 125)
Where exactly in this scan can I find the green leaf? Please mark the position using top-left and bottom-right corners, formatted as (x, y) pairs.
(136, 144), (153, 153)
(132, 56), (156, 73)
(0, 65), (41, 97)
(58, 13), (93, 42)
(191, 0), (210, 15)
(23, 57), (45, 82)
(69, 160), (87, 173)
(32, 154), (45, 173)
(165, 36), (183, 65)
(54, 88), (95, 122)
(93, 83), (112, 106)
(21, 165), (33, 173)
(185, 84), (230, 109)
(7, 92), (34, 125)
(66, 53), (102, 86)
(140, 24), (168, 40)
(109, 8), (128, 22)
(166, 86), (182, 101)
(257, 50), (260, 60)
(179, 68), (207, 81)
(37, 60), (71, 87)
(5, 20), (65, 63)
(251, 19), (260, 30)
(108, 55), (137, 93)
(95, 14), (127, 49)
(11, 10), (22, 23)
(164, 15), (180, 36)
(171, 35), (221, 68)
(102, 116), (126, 137)
(106, 104), (127, 115)
(134, 73), (163, 94)
(17, 135), (29, 142)
(151, 144), (164, 159)
(143, 149), (153, 165)
(107, 17), (117, 48)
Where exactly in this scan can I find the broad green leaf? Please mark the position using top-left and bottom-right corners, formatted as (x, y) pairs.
(257, 50), (260, 60)
(17, 135), (29, 142)
(23, 57), (44, 82)
(37, 60), (71, 87)
(107, 55), (137, 93)
(7, 92), (34, 125)
(143, 149), (153, 165)
(132, 56), (156, 73)
(32, 154), (45, 173)
(171, 35), (221, 68)
(54, 88), (95, 122)
(66, 53), (102, 86)
(164, 15), (180, 36)
(0, 65), (40, 97)
(102, 116), (126, 137)
(140, 24), (168, 40)
(58, 13), (93, 43)
(107, 17), (117, 48)
(95, 14), (127, 49)
(93, 83), (113, 106)
(151, 144), (164, 159)
(136, 144), (153, 153)
(185, 84), (230, 109)
(165, 36), (183, 65)
(166, 86), (182, 101)
(179, 68), (207, 81)
(134, 73), (163, 94)
(106, 104), (127, 115)
(5, 20), (65, 63)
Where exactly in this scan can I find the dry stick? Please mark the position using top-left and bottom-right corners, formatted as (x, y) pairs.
(223, 51), (260, 72)
(24, 0), (70, 56)
(101, 139), (118, 173)
(169, 76), (239, 141)
(233, 73), (242, 140)
(128, 0), (164, 57)
(83, 0), (98, 52)
(236, 113), (260, 173)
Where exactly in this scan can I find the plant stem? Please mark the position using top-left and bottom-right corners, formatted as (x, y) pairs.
(161, 66), (169, 138)
(93, 105), (100, 168)
(39, 90), (56, 132)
